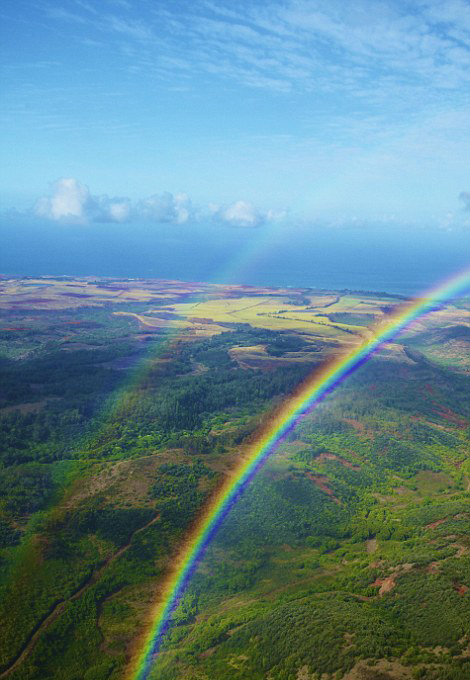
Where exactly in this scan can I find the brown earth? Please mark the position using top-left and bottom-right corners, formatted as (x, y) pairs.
(366, 538), (378, 554)
(316, 452), (361, 470)
(371, 574), (396, 596)
(453, 582), (469, 596)
(305, 472), (341, 504)
(342, 659), (414, 679)
(426, 517), (448, 530)
(431, 404), (468, 428)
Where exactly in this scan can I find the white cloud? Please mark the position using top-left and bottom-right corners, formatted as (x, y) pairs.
(34, 178), (132, 224)
(35, 178), (92, 223)
(33, 178), (279, 228)
(137, 192), (193, 224)
(105, 200), (132, 222)
(212, 200), (285, 227)
(215, 200), (266, 227)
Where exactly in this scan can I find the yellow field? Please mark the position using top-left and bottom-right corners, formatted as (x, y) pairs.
(155, 294), (379, 341)
(7, 276), (459, 354)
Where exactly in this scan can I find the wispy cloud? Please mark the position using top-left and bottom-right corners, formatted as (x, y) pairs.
(19, 1), (470, 135)
(35, 0), (470, 100)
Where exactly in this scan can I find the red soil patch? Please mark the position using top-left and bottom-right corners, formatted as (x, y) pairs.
(431, 405), (468, 428)
(199, 648), (216, 659)
(371, 564), (413, 596)
(426, 518), (448, 530)
(316, 452), (360, 470)
(305, 472), (341, 504)
(371, 574), (396, 596)
(346, 449), (362, 461)
(341, 418), (366, 433)
(453, 582), (468, 596)
(423, 383), (435, 395)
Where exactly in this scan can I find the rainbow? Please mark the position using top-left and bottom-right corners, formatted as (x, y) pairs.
(129, 268), (470, 680)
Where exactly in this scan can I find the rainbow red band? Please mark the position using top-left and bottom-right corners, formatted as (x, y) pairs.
(129, 268), (470, 680)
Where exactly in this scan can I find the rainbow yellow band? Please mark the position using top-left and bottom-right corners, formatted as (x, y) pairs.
(129, 268), (470, 680)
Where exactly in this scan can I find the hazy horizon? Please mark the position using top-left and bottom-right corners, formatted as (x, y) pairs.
(2, 216), (469, 296)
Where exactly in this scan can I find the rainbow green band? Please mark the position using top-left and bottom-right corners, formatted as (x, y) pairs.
(129, 268), (470, 680)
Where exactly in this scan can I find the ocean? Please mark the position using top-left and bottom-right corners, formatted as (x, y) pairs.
(1, 219), (468, 296)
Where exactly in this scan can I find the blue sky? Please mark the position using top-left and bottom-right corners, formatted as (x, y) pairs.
(1, 0), (470, 236)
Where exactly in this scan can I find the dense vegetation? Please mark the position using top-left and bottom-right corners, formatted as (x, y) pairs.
(0, 288), (468, 680)
(154, 358), (470, 680)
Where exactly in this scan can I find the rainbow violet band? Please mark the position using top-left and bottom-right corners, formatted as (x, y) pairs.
(130, 268), (470, 680)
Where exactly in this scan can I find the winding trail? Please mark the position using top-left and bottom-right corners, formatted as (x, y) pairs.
(0, 514), (160, 678)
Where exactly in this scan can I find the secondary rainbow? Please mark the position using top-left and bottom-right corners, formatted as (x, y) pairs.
(130, 268), (470, 680)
